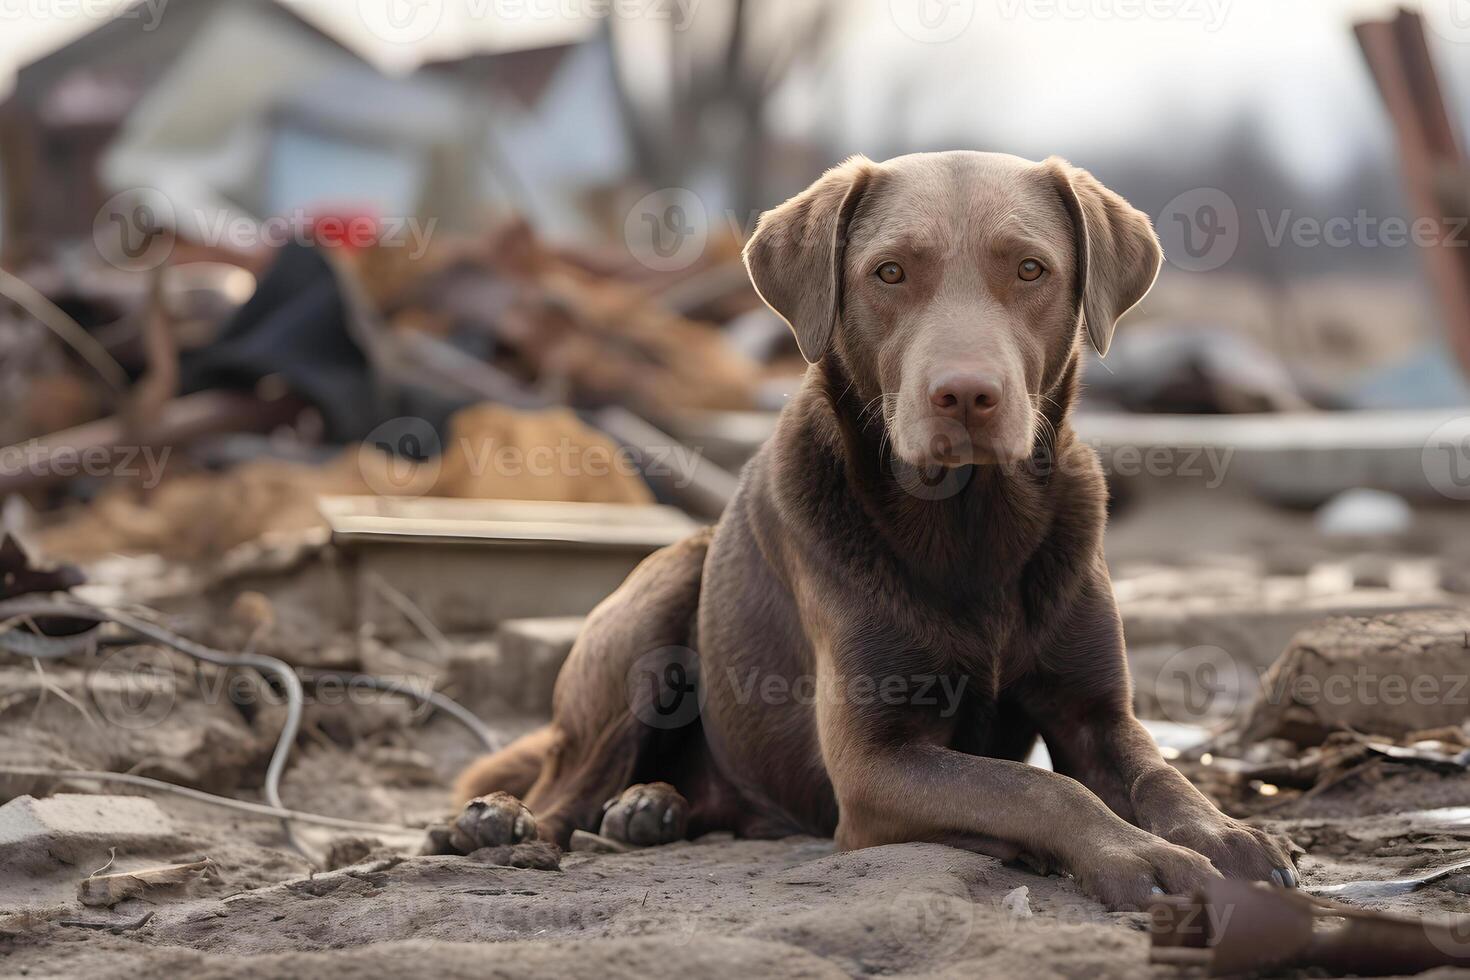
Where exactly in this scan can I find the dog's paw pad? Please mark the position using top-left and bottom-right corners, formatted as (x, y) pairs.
(447, 792), (537, 854)
(599, 782), (689, 847)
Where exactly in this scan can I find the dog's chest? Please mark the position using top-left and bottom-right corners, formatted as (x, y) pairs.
(865, 576), (1036, 695)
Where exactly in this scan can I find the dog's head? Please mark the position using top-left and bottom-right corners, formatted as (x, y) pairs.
(743, 151), (1161, 467)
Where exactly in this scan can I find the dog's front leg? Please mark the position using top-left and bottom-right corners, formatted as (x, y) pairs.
(1054, 708), (1298, 887)
(1028, 592), (1299, 887)
(814, 656), (1220, 910)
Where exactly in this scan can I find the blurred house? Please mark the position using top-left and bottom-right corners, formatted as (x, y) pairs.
(0, 0), (637, 262)
(0, 0), (359, 259)
(420, 37), (635, 240)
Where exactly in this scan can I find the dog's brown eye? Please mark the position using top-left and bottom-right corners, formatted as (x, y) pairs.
(1018, 258), (1045, 281)
(876, 262), (905, 284)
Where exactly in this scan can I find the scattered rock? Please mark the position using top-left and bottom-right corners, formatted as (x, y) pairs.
(467, 840), (562, 871)
(1242, 610), (1470, 745)
(496, 617), (583, 713)
(0, 794), (174, 875)
(78, 859), (215, 907)
(1315, 488), (1413, 538)
(1001, 885), (1032, 919)
(444, 617), (583, 714)
(325, 837), (396, 871)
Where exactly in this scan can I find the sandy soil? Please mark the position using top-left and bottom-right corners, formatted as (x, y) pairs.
(5, 702), (1470, 980)
(5, 502), (1470, 978)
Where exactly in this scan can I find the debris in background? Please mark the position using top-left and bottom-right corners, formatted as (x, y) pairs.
(1241, 610), (1470, 746)
(0, 794), (173, 876)
(1150, 878), (1470, 976)
(78, 858), (215, 907)
(1001, 885), (1032, 920)
(377, 221), (760, 422)
(1315, 488), (1415, 539)
(431, 404), (653, 505)
(1081, 327), (1314, 414)
(0, 533), (83, 600)
(568, 829), (633, 854)
(0, 389), (301, 497)
(32, 403), (653, 563)
(1313, 854), (1470, 901)
(324, 496), (698, 640)
(1355, 8), (1470, 382)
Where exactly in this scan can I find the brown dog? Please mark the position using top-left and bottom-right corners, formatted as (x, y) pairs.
(450, 151), (1297, 909)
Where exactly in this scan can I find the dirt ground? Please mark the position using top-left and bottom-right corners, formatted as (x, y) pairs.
(5, 490), (1470, 978)
(4, 775), (1470, 978)
(6, 694), (1470, 979)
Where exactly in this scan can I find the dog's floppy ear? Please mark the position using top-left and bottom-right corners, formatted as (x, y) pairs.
(742, 156), (874, 363)
(1047, 159), (1162, 358)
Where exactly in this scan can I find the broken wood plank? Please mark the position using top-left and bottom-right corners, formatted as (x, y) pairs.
(77, 859), (214, 907)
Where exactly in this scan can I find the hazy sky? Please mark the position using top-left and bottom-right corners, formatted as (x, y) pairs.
(1, 0), (1464, 185)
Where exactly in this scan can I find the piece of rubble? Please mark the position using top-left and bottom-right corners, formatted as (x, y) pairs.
(444, 617), (584, 715)
(1314, 488), (1414, 538)
(1149, 878), (1470, 975)
(1001, 885), (1032, 919)
(1241, 610), (1470, 745)
(497, 617), (583, 713)
(78, 859), (213, 907)
(0, 795), (174, 875)
(569, 829), (632, 854)
(324, 836), (400, 871)
(466, 841), (562, 871)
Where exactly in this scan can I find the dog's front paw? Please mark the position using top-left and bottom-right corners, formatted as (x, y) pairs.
(1162, 817), (1299, 888)
(599, 782), (689, 847)
(446, 792), (538, 854)
(1070, 829), (1222, 911)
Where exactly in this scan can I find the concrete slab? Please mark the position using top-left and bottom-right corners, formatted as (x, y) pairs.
(0, 794), (174, 875)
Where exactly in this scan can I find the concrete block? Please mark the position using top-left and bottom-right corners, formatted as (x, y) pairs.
(498, 617), (584, 713)
(321, 496), (695, 640)
(1242, 609), (1470, 744)
(443, 618), (584, 716)
(0, 794), (174, 875)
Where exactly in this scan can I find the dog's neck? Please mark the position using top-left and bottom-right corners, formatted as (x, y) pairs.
(793, 355), (1082, 595)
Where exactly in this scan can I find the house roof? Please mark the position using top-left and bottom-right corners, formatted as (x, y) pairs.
(10, 0), (363, 105)
(418, 43), (578, 110)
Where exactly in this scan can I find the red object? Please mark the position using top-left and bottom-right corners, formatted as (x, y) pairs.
(305, 207), (381, 251)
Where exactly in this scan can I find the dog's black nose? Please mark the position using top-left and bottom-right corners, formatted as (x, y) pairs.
(929, 372), (1001, 424)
